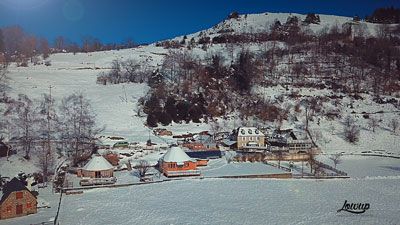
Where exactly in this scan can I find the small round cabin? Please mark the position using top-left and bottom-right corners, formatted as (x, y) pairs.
(78, 155), (114, 178)
(160, 146), (200, 177)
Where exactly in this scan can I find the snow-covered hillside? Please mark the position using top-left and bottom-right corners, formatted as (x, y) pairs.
(3, 11), (399, 154)
(171, 12), (382, 43)
(6, 46), (166, 141)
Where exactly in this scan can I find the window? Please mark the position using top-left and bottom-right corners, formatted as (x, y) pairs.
(6, 206), (12, 213)
(16, 192), (23, 199)
(27, 202), (32, 208)
(248, 129), (252, 134)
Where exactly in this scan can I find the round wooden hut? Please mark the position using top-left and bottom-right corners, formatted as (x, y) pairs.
(79, 155), (114, 178)
(159, 146), (200, 177)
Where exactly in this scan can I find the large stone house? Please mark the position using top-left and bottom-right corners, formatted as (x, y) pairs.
(236, 127), (265, 149)
(0, 178), (37, 220)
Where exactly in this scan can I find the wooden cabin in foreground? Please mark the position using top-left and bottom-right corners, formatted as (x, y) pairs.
(0, 178), (37, 220)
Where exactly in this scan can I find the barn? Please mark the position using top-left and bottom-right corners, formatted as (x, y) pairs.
(0, 178), (37, 220)
(159, 146), (201, 177)
(78, 155), (114, 178)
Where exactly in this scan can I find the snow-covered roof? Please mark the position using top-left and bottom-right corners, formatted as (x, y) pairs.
(237, 127), (264, 137)
(98, 136), (127, 146)
(221, 139), (237, 146)
(83, 155), (114, 171)
(162, 146), (195, 164)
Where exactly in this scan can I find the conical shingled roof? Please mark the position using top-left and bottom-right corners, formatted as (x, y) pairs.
(162, 146), (195, 164)
(83, 155), (114, 171)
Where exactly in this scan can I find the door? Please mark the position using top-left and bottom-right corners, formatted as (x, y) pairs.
(16, 204), (23, 215)
(95, 171), (101, 178)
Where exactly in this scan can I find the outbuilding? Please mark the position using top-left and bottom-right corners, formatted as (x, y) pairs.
(78, 155), (114, 178)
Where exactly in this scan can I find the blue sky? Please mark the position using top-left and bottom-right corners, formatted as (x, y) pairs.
(0, 0), (399, 45)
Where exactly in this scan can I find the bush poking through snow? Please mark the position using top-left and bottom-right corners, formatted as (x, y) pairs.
(368, 116), (380, 132)
(388, 118), (399, 134)
(343, 115), (360, 143)
(329, 153), (342, 169)
(135, 160), (150, 181)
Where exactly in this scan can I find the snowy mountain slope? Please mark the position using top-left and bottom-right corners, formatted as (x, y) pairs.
(170, 12), (382, 43)
(2, 11), (400, 156)
(5, 46), (168, 141)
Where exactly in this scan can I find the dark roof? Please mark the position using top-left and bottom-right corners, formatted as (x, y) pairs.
(0, 178), (34, 204)
(0, 143), (9, 157)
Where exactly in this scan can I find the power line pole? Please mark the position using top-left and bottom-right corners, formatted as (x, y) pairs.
(45, 85), (53, 185)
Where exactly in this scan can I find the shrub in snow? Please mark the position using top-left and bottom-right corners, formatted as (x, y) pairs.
(344, 124), (360, 143)
(303, 13), (321, 25)
(18, 60), (28, 67)
(388, 118), (399, 134)
(228, 11), (239, 20)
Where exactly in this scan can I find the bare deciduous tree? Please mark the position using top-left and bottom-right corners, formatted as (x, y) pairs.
(122, 59), (141, 82)
(5, 94), (38, 159)
(135, 160), (150, 180)
(36, 93), (57, 183)
(388, 118), (399, 134)
(343, 116), (360, 143)
(36, 138), (55, 185)
(329, 153), (342, 169)
(0, 63), (9, 99)
(59, 93), (101, 166)
(54, 36), (65, 51)
(39, 38), (50, 59)
(276, 150), (284, 168)
(368, 116), (380, 132)
(307, 151), (316, 174)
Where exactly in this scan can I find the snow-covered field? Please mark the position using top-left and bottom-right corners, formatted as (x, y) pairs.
(200, 159), (286, 177)
(2, 154), (399, 225)
(319, 155), (400, 178)
(58, 178), (400, 225)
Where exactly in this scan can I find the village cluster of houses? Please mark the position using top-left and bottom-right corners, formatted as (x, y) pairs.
(75, 126), (316, 180)
(0, 126), (317, 221)
(180, 126), (315, 154)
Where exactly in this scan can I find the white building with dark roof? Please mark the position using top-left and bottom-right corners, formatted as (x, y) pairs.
(236, 127), (265, 149)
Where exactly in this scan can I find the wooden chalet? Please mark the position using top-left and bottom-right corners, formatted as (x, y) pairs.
(0, 178), (37, 220)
